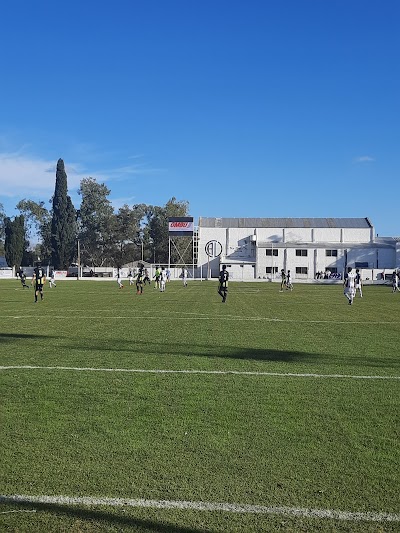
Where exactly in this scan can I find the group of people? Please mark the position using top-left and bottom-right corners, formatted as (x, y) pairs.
(17, 265), (56, 302)
(18, 262), (400, 306)
(119, 266), (188, 294)
(279, 269), (293, 292)
(315, 270), (333, 280)
(153, 266), (170, 292)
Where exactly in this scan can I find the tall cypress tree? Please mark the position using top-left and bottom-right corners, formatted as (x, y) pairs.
(51, 159), (76, 269)
(4, 215), (26, 269)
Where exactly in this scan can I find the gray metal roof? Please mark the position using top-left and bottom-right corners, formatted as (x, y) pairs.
(198, 217), (373, 229)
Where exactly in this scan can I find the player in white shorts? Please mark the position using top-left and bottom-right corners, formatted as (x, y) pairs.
(117, 269), (124, 289)
(355, 269), (362, 298)
(343, 267), (356, 305)
(182, 267), (188, 287)
(286, 270), (293, 291)
(49, 269), (57, 288)
(392, 271), (399, 292)
(159, 267), (166, 292)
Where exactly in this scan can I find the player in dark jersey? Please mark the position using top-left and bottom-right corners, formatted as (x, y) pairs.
(218, 265), (229, 303)
(32, 262), (46, 302)
(143, 268), (151, 286)
(355, 268), (363, 298)
(136, 269), (144, 295)
(280, 269), (286, 292)
(18, 268), (30, 289)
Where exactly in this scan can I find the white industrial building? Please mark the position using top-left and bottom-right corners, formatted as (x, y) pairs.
(196, 217), (400, 281)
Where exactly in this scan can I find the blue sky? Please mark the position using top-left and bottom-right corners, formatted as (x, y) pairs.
(1, 0), (399, 236)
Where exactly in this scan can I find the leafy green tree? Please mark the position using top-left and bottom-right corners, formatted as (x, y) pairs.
(51, 159), (77, 268)
(78, 177), (115, 268)
(4, 215), (26, 269)
(16, 199), (52, 264)
(110, 203), (148, 267)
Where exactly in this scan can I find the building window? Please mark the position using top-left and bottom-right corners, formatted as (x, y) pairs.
(295, 250), (308, 257)
(296, 267), (308, 275)
(266, 249), (278, 256)
(326, 250), (338, 257)
(266, 267), (278, 274)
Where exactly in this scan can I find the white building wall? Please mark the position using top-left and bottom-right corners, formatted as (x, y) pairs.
(255, 228), (284, 242)
(313, 228), (341, 243)
(226, 228), (256, 260)
(257, 247), (284, 279)
(342, 228), (372, 243)
(286, 248), (314, 279)
(315, 248), (347, 275)
(284, 228), (312, 243)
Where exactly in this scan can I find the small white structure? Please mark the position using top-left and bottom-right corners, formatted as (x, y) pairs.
(197, 217), (400, 281)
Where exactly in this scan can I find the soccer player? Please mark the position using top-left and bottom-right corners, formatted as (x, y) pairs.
(18, 268), (30, 289)
(117, 269), (124, 289)
(343, 266), (356, 305)
(136, 269), (144, 295)
(143, 268), (151, 286)
(182, 267), (188, 287)
(159, 267), (167, 292)
(279, 269), (286, 292)
(49, 269), (57, 288)
(286, 270), (293, 291)
(355, 269), (362, 298)
(153, 266), (161, 289)
(128, 269), (134, 286)
(218, 265), (229, 303)
(32, 262), (46, 303)
(392, 270), (399, 292)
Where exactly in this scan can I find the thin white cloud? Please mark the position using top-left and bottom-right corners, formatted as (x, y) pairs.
(0, 151), (164, 208)
(110, 196), (138, 211)
(0, 152), (84, 198)
(353, 156), (376, 163)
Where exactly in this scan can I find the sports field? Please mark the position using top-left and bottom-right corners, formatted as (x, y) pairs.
(1, 278), (399, 532)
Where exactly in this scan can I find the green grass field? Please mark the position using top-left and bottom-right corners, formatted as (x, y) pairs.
(1, 278), (399, 532)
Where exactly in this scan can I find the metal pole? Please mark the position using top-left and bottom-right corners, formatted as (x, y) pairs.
(272, 242), (274, 282)
(77, 240), (81, 280)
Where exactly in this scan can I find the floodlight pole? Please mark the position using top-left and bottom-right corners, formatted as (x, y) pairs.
(77, 240), (81, 280)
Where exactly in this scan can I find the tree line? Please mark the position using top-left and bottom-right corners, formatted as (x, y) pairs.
(0, 159), (192, 270)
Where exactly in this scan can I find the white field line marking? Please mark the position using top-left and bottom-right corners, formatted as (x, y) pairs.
(3, 314), (399, 325)
(1, 495), (399, 523)
(1, 365), (399, 380)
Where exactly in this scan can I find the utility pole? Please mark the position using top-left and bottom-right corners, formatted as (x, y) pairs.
(77, 240), (81, 280)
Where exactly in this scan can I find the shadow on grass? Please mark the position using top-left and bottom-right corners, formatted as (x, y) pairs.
(0, 498), (207, 533)
(0, 333), (55, 343)
(65, 337), (400, 368)
(68, 338), (309, 363)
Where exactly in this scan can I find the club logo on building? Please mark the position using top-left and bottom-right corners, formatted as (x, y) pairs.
(205, 240), (222, 258)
